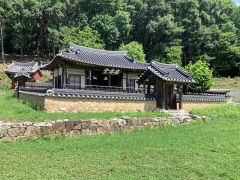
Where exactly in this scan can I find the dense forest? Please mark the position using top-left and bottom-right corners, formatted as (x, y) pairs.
(0, 0), (240, 76)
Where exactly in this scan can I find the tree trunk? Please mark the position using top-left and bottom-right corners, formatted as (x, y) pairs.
(21, 29), (23, 59)
(53, 47), (55, 57)
(0, 22), (5, 65)
(21, 42), (23, 59)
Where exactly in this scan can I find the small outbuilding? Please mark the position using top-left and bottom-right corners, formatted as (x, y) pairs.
(5, 61), (42, 89)
(138, 61), (195, 109)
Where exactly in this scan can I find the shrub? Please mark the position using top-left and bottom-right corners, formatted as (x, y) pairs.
(184, 60), (214, 93)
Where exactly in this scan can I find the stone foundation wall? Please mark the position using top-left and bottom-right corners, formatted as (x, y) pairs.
(19, 92), (45, 110)
(44, 97), (156, 113)
(0, 115), (193, 142)
(182, 101), (226, 111)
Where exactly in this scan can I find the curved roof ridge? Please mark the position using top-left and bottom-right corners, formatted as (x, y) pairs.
(5, 61), (39, 73)
(151, 61), (178, 69)
(176, 67), (193, 79)
(151, 61), (169, 75)
(12, 61), (37, 66)
(69, 42), (127, 56)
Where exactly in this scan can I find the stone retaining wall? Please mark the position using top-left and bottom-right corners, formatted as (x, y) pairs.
(45, 97), (156, 113)
(0, 115), (194, 142)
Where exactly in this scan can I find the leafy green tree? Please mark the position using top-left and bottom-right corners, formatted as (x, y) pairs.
(119, 41), (146, 62)
(91, 14), (119, 50)
(113, 11), (132, 44)
(0, 0), (12, 64)
(164, 46), (183, 65)
(61, 26), (104, 50)
(8, 0), (41, 58)
(185, 60), (214, 93)
(212, 32), (240, 76)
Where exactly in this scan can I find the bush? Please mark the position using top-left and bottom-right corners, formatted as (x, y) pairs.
(184, 60), (214, 93)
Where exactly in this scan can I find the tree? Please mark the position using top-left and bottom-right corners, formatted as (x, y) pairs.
(212, 32), (240, 76)
(119, 41), (146, 62)
(164, 46), (183, 65)
(184, 60), (214, 93)
(91, 14), (119, 50)
(9, 0), (41, 58)
(0, 0), (11, 64)
(61, 26), (104, 50)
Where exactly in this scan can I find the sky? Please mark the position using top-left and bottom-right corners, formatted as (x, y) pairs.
(234, 0), (240, 6)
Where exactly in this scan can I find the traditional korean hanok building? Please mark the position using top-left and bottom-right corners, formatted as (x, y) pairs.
(5, 61), (42, 89)
(17, 43), (195, 112)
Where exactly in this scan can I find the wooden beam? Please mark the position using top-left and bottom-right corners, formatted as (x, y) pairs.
(147, 81), (150, 94)
(169, 85), (174, 109)
(179, 85), (183, 110)
(165, 84), (169, 110)
(126, 72), (129, 88)
(161, 82), (166, 109)
(62, 65), (65, 89)
(89, 70), (92, 85)
(108, 74), (111, 86)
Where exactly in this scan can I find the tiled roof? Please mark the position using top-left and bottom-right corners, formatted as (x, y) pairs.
(19, 88), (156, 101)
(25, 82), (53, 88)
(5, 61), (39, 74)
(186, 90), (231, 97)
(178, 94), (229, 102)
(42, 43), (148, 70)
(39, 61), (51, 68)
(48, 89), (156, 100)
(138, 61), (195, 84)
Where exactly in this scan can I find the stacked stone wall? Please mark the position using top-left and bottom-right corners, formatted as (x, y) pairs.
(0, 115), (193, 142)
(44, 97), (156, 113)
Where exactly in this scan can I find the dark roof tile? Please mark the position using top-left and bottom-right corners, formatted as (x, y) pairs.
(138, 61), (195, 84)
(178, 94), (229, 102)
(5, 61), (39, 73)
(42, 43), (148, 70)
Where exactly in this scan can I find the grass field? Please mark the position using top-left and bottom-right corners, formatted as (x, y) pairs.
(0, 104), (240, 179)
(0, 64), (11, 90)
(0, 94), (169, 122)
(212, 77), (240, 90)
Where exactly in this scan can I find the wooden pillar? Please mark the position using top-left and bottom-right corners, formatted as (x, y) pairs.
(108, 74), (111, 86)
(126, 72), (129, 91)
(179, 85), (183, 110)
(161, 82), (166, 109)
(170, 85), (176, 109)
(155, 81), (160, 108)
(147, 81), (150, 94)
(57, 67), (59, 89)
(62, 65), (65, 89)
(53, 68), (55, 88)
(89, 70), (92, 85)
(165, 84), (169, 110)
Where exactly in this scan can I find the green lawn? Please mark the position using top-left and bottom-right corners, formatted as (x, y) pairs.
(213, 77), (240, 90)
(0, 94), (169, 121)
(0, 104), (240, 179)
